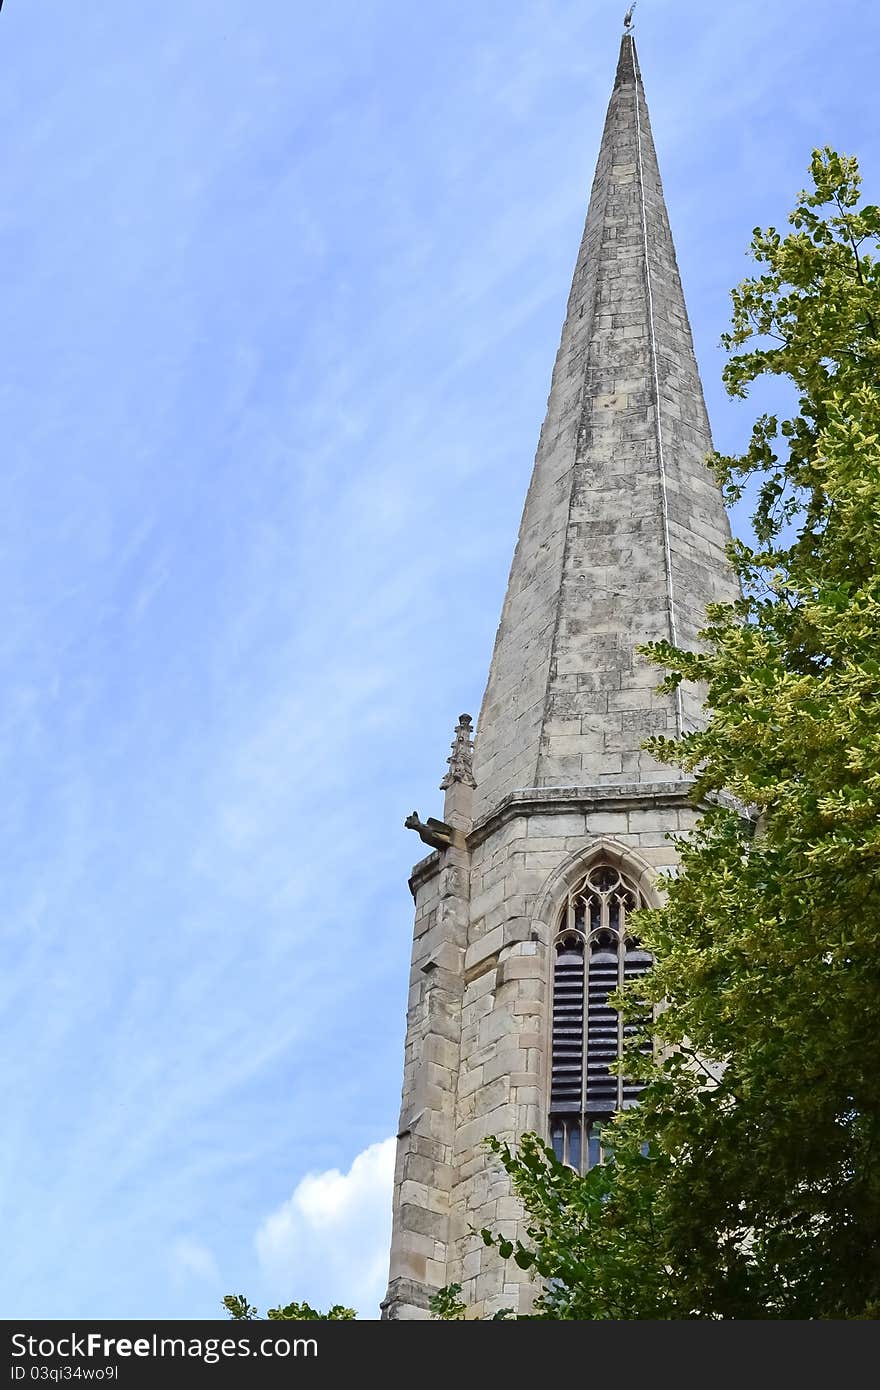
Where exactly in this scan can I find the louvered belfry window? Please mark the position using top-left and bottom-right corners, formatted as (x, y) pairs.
(549, 863), (652, 1172)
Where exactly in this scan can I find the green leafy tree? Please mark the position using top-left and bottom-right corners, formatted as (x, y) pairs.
(435, 148), (880, 1320)
(629, 145), (880, 1319)
(223, 1294), (356, 1320)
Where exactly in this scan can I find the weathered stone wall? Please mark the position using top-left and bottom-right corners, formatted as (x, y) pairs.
(382, 842), (465, 1320)
(445, 791), (700, 1316)
(384, 787), (703, 1318)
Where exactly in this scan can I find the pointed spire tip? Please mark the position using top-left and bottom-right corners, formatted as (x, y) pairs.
(615, 29), (639, 88)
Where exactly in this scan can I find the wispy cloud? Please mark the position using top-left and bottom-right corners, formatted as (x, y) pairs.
(170, 1238), (220, 1289)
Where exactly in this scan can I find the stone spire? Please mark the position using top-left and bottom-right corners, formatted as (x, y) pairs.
(471, 33), (738, 822)
(383, 32), (739, 1322)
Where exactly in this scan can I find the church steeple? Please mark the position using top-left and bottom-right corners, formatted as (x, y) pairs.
(383, 32), (737, 1321)
(472, 31), (736, 820)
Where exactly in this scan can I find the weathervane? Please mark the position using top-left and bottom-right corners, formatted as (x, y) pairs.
(623, 3), (636, 31)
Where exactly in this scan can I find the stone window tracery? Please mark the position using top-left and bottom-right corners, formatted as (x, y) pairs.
(549, 862), (653, 1172)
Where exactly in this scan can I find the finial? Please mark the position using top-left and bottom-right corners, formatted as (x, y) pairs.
(623, 3), (636, 31)
(439, 714), (476, 791)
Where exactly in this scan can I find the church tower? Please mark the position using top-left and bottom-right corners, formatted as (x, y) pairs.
(382, 27), (739, 1319)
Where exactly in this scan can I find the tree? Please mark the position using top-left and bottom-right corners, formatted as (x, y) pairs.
(435, 148), (880, 1320)
(223, 1294), (356, 1320)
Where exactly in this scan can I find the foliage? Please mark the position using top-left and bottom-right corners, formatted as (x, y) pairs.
(476, 1134), (680, 1319)
(436, 148), (880, 1319)
(223, 1295), (259, 1320)
(428, 1280), (515, 1320)
(428, 1283), (467, 1320)
(223, 1293), (356, 1320)
(629, 145), (880, 1318)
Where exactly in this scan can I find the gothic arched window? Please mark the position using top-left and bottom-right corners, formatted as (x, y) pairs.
(549, 862), (653, 1172)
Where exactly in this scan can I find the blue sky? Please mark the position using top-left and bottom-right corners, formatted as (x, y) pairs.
(0, 0), (877, 1320)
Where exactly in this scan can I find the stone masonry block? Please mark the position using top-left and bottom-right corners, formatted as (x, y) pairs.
(470, 879), (506, 922)
(464, 925), (504, 973)
(421, 941), (463, 975)
(496, 956), (543, 986)
(526, 814), (586, 837)
(397, 1200), (444, 1245)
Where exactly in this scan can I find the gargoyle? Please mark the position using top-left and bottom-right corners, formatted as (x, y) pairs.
(404, 812), (456, 851)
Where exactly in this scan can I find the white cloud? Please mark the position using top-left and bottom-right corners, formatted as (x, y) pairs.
(255, 1137), (396, 1319)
